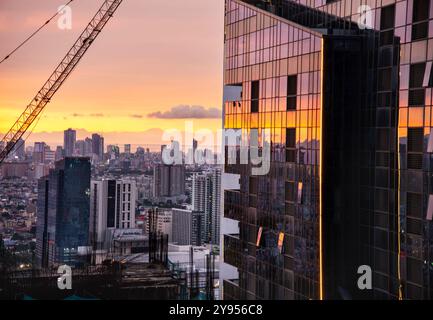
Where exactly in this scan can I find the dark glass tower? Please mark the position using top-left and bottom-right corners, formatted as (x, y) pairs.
(36, 157), (91, 268)
(223, 0), (433, 300)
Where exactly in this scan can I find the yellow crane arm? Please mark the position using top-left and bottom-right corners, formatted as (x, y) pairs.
(0, 0), (124, 164)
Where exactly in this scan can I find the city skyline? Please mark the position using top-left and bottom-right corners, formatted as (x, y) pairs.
(0, 0), (224, 141)
(10, 127), (226, 153)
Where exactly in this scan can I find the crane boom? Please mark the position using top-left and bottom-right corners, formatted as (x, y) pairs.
(0, 0), (124, 164)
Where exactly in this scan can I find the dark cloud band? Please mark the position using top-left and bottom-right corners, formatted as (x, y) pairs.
(147, 105), (220, 119)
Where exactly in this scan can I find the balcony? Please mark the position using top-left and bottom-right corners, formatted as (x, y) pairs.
(223, 279), (240, 300)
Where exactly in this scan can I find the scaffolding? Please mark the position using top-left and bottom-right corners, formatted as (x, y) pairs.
(166, 247), (217, 300)
(0, 261), (182, 300)
(148, 208), (169, 265)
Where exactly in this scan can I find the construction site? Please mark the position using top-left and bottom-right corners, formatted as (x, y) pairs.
(0, 236), (218, 300)
(0, 262), (180, 300)
(0, 208), (217, 300)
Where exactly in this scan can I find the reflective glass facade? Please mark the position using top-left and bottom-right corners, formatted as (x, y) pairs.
(223, 0), (323, 300)
(36, 157), (91, 268)
(223, 0), (433, 300)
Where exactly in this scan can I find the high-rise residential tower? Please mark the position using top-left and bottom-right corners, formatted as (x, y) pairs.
(33, 142), (46, 164)
(92, 133), (104, 161)
(7, 138), (25, 160)
(84, 137), (93, 156)
(172, 208), (205, 246)
(55, 146), (64, 161)
(89, 178), (137, 263)
(153, 164), (186, 199)
(124, 144), (131, 154)
(63, 128), (76, 157)
(192, 169), (222, 245)
(75, 140), (86, 156)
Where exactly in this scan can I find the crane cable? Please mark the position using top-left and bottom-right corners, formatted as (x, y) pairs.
(0, 0), (75, 66)
(1, 0), (75, 157)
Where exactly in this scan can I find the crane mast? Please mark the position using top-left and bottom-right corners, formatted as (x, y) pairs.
(0, 0), (124, 164)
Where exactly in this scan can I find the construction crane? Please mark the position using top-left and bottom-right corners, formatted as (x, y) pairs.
(0, 0), (124, 164)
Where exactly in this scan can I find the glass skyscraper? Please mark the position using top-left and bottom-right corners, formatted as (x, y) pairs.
(36, 157), (91, 268)
(222, 0), (433, 300)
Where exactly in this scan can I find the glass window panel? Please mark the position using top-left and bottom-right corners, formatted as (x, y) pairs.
(281, 44), (289, 59)
(395, 27), (406, 44)
(410, 63), (426, 88)
(279, 76), (287, 97)
(399, 107), (408, 127)
(287, 75), (297, 96)
(300, 73), (309, 94)
(413, 0), (430, 22)
(381, 5), (395, 30)
(400, 65), (410, 90)
(408, 107), (424, 126)
(281, 24), (289, 44)
(395, 1), (408, 27)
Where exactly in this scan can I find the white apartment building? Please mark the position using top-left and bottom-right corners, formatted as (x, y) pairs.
(90, 178), (137, 264)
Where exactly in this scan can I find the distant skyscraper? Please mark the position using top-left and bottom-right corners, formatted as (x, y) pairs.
(84, 137), (93, 156)
(107, 145), (120, 160)
(136, 147), (145, 156)
(160, 145), (167, 160)
(172, 208), (205, 246)
(75, 140), (85, 156)
(36, 157), (91, 268)
(33, 142), (46, 164)
(55, 146), (63, 161)
(192, 168), (221, 245)
(33, 142), (45, 153)
(100, 137), (104, 158)
(43, 145), (55, 164)
(9, 138), (25, 160)
(193, 139), (198, 154)
(124, 144), (131, 154)
(191, 139), (198, 162)
(63, 128), (76, 157)
(153, 164), (185, 199)
(92, 134), (104, 160)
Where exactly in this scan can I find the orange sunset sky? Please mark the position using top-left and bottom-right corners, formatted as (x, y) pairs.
(0, 0), (224, 148)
